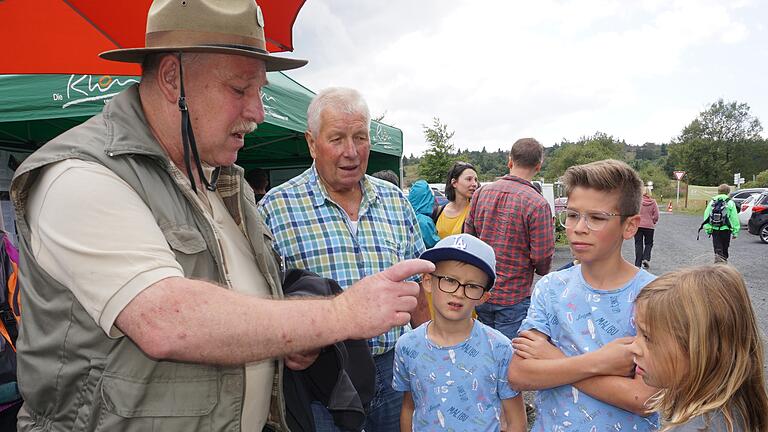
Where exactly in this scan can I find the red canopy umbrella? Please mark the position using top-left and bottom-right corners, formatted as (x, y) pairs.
(0, 0), (306, 75)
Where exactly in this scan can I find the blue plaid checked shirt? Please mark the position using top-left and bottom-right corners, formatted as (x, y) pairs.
(258, 165), (426, 355)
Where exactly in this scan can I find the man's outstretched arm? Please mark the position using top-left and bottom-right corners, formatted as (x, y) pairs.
(116, 259), (435, 364)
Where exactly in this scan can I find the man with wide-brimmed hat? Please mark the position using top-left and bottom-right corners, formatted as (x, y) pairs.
(9, 1), (433, 431)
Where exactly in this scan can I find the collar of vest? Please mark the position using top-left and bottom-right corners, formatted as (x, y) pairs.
(101, 85), (174, 163)
(102, 85), (243, 195)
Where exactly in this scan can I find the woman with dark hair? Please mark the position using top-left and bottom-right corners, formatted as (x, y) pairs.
(435, 161), (479, 238)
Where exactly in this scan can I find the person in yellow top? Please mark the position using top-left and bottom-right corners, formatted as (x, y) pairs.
(436, 161), (479, 238)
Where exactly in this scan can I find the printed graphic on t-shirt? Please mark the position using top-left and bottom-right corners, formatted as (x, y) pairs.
(519, 265), (660, 431)
(393, 320), (518, 432)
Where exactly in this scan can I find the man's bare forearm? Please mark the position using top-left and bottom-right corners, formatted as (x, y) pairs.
(117, 259), (431, 365)
(116, 277), (352, 364)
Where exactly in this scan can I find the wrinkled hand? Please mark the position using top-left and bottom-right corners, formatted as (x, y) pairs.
(335, 259), (435, 340)
(512, 330), (565, 360)
(285, 348), (321, 371)
(592, 336), (636, 377)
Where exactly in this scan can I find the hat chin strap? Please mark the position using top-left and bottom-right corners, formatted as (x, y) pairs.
(177, 53), (220, 193)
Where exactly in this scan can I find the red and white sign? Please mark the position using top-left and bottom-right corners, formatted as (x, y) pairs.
(673, 171), (686, 181)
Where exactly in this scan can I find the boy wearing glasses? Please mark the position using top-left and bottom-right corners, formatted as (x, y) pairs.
(393, 234), (527, 432)
(507, 159), (660, 431)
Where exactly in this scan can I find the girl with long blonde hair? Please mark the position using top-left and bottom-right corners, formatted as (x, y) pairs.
(630, 265), (768, 431)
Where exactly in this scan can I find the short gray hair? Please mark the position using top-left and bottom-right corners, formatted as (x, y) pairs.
(307, 87), (371, 136)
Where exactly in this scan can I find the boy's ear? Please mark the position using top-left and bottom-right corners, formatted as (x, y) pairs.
(421, 273), (433, 294)
(622, 214), (641, 240)
(477, 290), (491, 305)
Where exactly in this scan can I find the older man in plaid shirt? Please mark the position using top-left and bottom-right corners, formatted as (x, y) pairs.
(258, 87), (429, 432)
(465, 138), (554, 341)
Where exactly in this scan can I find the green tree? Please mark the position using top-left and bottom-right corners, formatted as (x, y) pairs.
(541, 132), (625, 180)
(667, 138), (723, 185)
(668, 99), (766, 185)
(635, 142), (661, 161)
(637, 162), (674, 200)
(418, 117), (457, 182)
(679, 99), (762, 142)
(744, 169), (768, 188)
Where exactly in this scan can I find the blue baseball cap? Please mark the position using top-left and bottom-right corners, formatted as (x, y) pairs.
(420, 234), (496, 288)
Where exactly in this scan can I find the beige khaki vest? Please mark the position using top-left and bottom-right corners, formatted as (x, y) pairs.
(10, 86), (289, 432)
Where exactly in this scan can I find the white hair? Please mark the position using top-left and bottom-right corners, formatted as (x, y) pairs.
(306, 87), (371, 136)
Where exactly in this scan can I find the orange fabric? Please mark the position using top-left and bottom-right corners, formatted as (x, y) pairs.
(0, 0), (304, 74)
(0, 255), (19, 351)
(8, 261), (20, 321)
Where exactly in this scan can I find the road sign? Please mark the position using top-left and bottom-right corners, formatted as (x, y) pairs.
(734, 172), (745, 189)
(673, 171), (686, 181)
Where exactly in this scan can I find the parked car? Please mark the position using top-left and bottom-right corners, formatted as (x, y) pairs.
(427, 183), (446, 194)
(738, 193), (761, 226)
(746, 192), (768, 244)
(729, 187), (768, 208)
(405, 187), (448, 206)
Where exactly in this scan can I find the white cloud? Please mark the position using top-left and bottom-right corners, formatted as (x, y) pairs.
(285, 0), (768, 155)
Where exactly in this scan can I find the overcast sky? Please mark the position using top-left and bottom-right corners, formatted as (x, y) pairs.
(281, 0), (768, 156)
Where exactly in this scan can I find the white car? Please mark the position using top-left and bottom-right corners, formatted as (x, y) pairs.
(738, 193), (762, 226)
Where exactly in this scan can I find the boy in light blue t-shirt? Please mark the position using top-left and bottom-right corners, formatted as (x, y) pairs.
(393, 234), (526, 432)
(508, 160), (660, 431)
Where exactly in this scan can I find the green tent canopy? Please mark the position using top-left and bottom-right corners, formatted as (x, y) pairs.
(0, 73), (403, 181)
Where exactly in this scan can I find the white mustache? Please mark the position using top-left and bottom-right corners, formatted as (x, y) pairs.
(231, 122), (258, 135)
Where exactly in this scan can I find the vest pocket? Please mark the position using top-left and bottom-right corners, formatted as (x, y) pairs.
(160, 224), (216, 280)
(160, 224), (208, 254)
(71, 358), (107, 431)
(96, 373), (218, 431)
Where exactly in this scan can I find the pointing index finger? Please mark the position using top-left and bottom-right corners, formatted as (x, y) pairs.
(381, 259), (435, 282)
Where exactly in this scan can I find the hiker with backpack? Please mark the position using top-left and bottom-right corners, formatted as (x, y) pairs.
(699, 184), (740, 263)
(434, 161), (479, 238)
